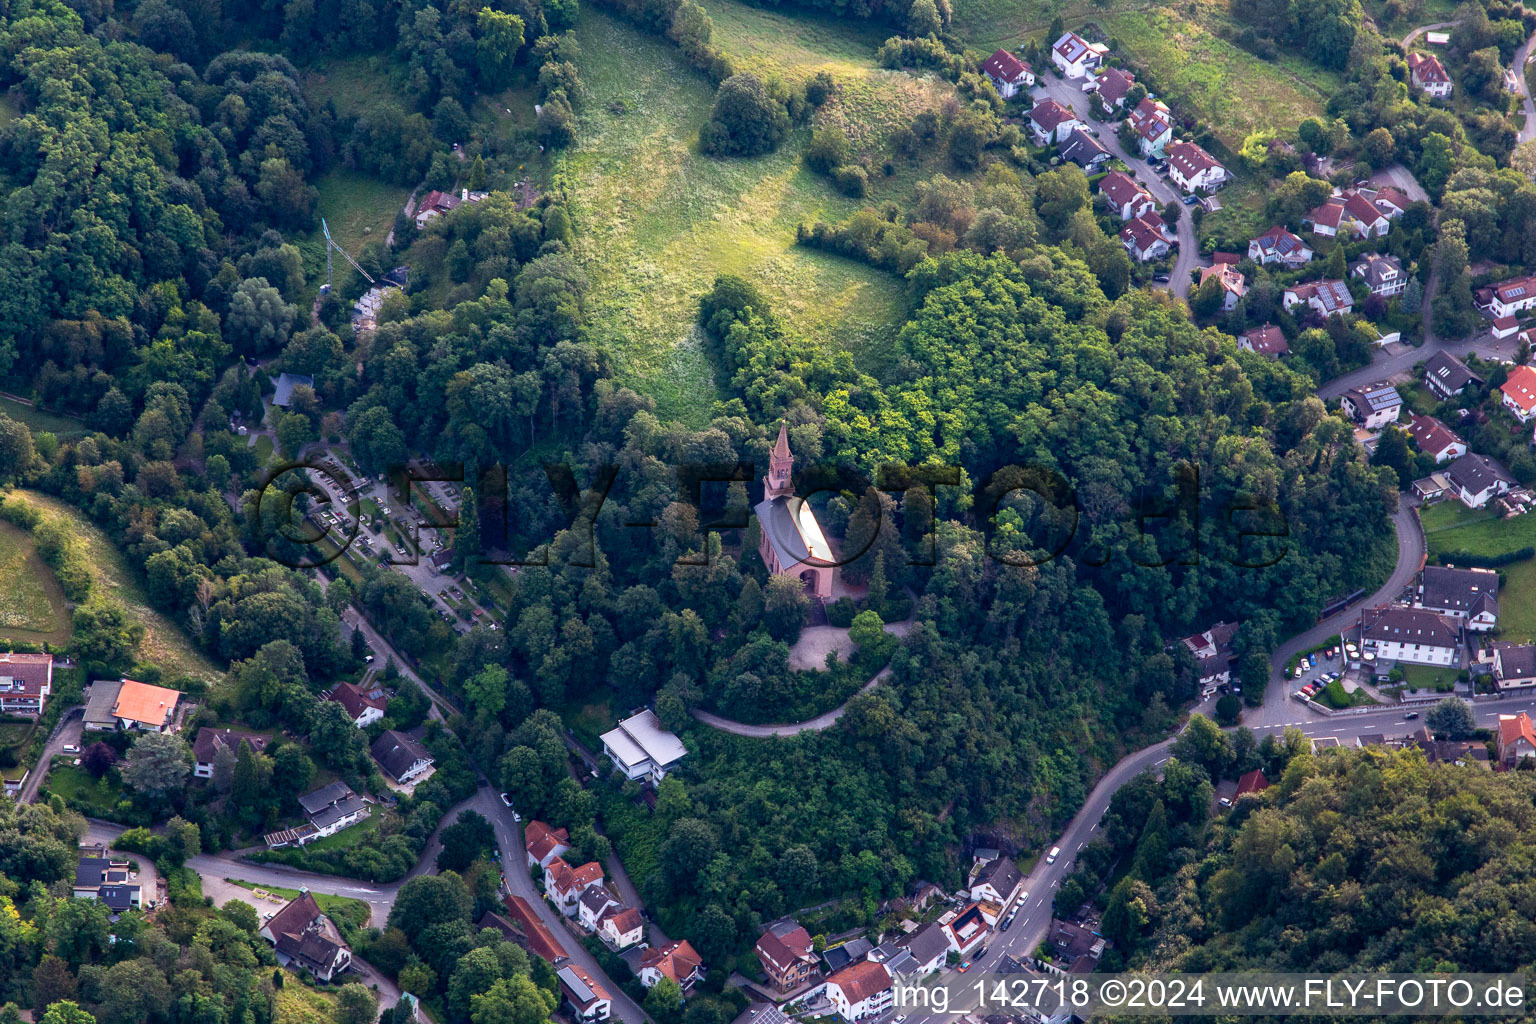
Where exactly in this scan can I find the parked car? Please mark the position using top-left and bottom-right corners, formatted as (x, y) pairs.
(1181, 194), (1198, 205)
(1405, 711), (1420, 720)
(957, 961), (972, 973)
(500, 792), (515, 807)
(62, 744), (78, 754)
(1153, 273), (1170, 283)
(1046, 846), (1061, 864)
(1218, 796), (1232, 807)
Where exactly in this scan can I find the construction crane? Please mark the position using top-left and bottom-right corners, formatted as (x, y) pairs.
(320, 218), (375, 293)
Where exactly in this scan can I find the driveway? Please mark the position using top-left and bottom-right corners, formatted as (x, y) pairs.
(17, 706), (82, 804)
(1032, 75), (1201, 298)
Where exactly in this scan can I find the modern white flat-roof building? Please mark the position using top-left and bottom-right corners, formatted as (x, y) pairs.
(600, 709), (687, 785)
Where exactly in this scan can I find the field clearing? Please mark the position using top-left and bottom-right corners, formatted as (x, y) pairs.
(275, 985), (342, 1024)
(0, 518), (68, 644)
(7, 492), (222, 682)
(301, 171), (408, 277)
(0, 396), (87, 438)
(1422, 502), (1536, 642)
(1096, 7), (1339, 148)
(564, 11), (914, 422)
(302, 55), (405, 122)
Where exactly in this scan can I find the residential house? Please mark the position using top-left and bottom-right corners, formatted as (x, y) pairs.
(1235, 769), (1269, 797)
(755, 920), (818, 992)
(824, 960), (893, 1023)
(1165, 141), (1228, 193)
(271, 373), (314, 408)
(0, 652), (51, 717)
(264, 781), (370, 848)
(1417, 565), (1499, 630)
(1181, 621), (1238, 687)
(1407, 51), (1453, 97)
(822, 938), (874, 974)
(638, 940), (704, 991)
(1340, 383), (1402, 429)
(1423, 351), (1481, 399)
(329, 680), (387, 728)
(559, 964), (613, 1023)
(74, 854), (141, 911)
(260, 892), (352, 982)
(1050, 31), (1108, 78)
(1059, 128), (1110, 171)
(544, 857), (605, 916)
(192, 727), (267, 778)
(1359, 606), (1461, 667)
(1368, 185), (1411, 218)
(1413, 472), (1452, 503)
(1238, 324), (1289, 357)
(503, 894), (569, 965)
(942, 902), (990, 958)
(1247, 226), (1313, 268)
(1027, 99), (1083, 145)
(1098, 171), (1155, 221)
(370, 729), (434, 783)
(1498, 712), (1536, 766)
(1342, 191), (1391, 238)
(1199, 263), (1246, 310)
(597, 906), (645, 950)
(1351, 252), (1406, 297)
(83, 678), (182, 732)
(526, 820), (572, 868)
(865, 943), (916, 977)
(1047, 920), (1105, 975)
(1404, 414), (1467, 464)
(1119, 212), (1172, 262)
(1492, 644), (1536, 691)
(1284, 279), (1354, 318)
(1127, 97), (1173, 155)
(414, 189), (463, 229)
(1475, 275), (1536, 318)
(600, 709), (687, 784)
(1446, 452), (1514, 509)
(1304, 197), (1346, 237)
(1093, 67), (1135, 112)
(895, 919), (954, 974)
(969, 855), (1024, 910)
(1494, 316), (1522, 339)
(1500, 365), (1536, 423)
(577, 885), (622, 932)
(981, 49), (1034, 98)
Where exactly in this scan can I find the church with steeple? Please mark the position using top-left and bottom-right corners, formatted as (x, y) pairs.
(754, 423), (835, 599)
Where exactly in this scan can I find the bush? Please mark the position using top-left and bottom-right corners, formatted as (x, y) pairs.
(1436, 547), (1533, 568)
(805, 127), (850, 175)
(832, 165), (868, 197)
(699, 73), (790, 157)
(825, 597), (858, 628)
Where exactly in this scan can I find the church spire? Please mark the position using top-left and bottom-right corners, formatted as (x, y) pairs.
(764, 422), (794, 499)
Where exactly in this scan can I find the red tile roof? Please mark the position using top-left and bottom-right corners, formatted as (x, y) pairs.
(1166, 140), (1222, 180)
(1405, 414), (1463, 457)
(1240, 324), (1289, 355)
(1408, 51), (1450, 84)
(826, 959), (892, 1004)
(503, 894), (568, 963)
(0, 652), (51, 697)
(1029, 99), (1078, 132)
(1235, 769), (1269, 796)
(330, 680), (385, 720)
(641, 940), (703, 984)
(1502, 365), (1536, 415)
(982, 49), (1029, 83)
(526, 820), (570, 862)
(1099, 170), (1150, 211)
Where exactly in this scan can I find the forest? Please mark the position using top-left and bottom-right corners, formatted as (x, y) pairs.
(0, 0), (1419, 996)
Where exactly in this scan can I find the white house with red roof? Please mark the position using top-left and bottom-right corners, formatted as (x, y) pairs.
(1098, 170), (1155, 221)
(1127, 96), (1174, 155)
(1165, 141), (1227, 193)
(981, 49), (1034, 98)
(1238, 324), (1289, 357)
(1247, 226), (1313, 268)
(1408, 51), (1453, 97)
(1304, 197), (1346, 237)
(825, 960), (894, 1023)
(639, 940), (705, 991)
(1501, 365), (1536, 423)
(1404, 414), (1466, 463)
(1199, 263), (1246, 310)
(525, 820), (571, 868)
(1027, 99), (1083, 145)
(1119, 212), (1173, 262)
(1498, 713), (1536, 766)
(0, 652), (52, 717)
(544, 856), (605, 916)
(328, 680), (387, 728)
(1051, 30), (1108, 78)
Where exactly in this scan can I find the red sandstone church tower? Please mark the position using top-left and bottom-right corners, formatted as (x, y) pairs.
(754, 423), (834, 599)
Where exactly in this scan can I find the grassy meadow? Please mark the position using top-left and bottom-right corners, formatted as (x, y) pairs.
(8, 491), (223, 681)
(1422, 501), (1536, 642)
(564, 10), (917, 423)
(0, 518), (70, 646)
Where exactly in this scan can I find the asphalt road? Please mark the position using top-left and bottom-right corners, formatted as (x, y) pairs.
(1515, 29), (1536, 146)
(476, 786), (653, 1024)
(17, 706), (82, 804)
(1031, 74), (1200, 298)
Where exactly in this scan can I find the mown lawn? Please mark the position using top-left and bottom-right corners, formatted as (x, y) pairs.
(45, 763), (125, 817)
(8, 491), (223, 682)
(1422, 502), (1536, 642)
(293, 170), (410, 301)
(227, 878), (372, 930)
(0, 518), (69, 644)
(0, 396), (87, 438)
(564, 10), (914, 423)
(1398, 662), (1458, 692)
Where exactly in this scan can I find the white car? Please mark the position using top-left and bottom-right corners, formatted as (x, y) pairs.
(62, 744), (79, 754)
(500, 792), (515, 808)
